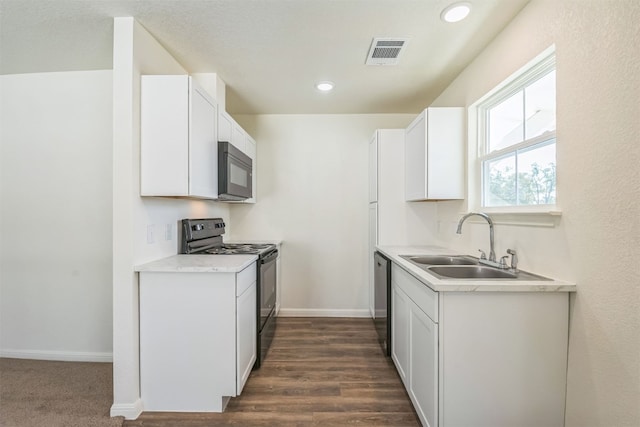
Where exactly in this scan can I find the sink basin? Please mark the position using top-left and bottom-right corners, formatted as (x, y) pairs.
(400, 255), (478, 266)
(428, 265), (517, 279)
(398, 253), (551, 281)
(427, 265), (551, 281)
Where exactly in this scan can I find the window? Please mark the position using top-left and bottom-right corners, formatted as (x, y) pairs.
(477, 51), (556, 209)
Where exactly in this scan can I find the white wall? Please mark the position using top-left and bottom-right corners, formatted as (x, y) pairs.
(230, 114), (413, 315)
(432, 1), (640, 425)
(111, 18), (231, 418)
(0, 70), (113, 361)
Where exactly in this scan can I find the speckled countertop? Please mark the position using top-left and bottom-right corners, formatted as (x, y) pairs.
(135, 254), (257, 273)
(376, 245), (576, 293)
(134, 240), (282, 273)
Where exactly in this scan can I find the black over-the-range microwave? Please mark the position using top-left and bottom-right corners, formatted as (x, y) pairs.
(218, 141), (252, 201)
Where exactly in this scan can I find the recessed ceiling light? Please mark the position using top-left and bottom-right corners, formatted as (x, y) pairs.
(315, 81), (335, 92)
(441, 2), (472, 23)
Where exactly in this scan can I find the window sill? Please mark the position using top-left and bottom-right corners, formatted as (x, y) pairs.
(464, 207), (562, 228)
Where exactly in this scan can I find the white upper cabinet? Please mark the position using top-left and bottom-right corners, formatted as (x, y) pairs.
(232, 122), (247, 154)
(141, 75), (218, 199)
(219, 110), (250, 155)
(405, 107), (465, 201)
(218, 110), (233, 144)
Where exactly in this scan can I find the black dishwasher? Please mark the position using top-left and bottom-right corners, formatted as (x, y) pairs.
(374, 251), (391, 356)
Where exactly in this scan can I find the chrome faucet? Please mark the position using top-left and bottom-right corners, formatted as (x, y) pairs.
(456, 212), (496, 263)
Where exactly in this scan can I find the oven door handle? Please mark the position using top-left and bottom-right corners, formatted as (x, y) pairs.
(261, 250), (279, 264)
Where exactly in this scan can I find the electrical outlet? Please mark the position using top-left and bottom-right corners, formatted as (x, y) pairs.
(165, 224), (172, 241)
(147, 225), (155, 244)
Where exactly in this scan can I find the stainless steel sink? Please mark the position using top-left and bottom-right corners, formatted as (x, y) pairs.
(400, 254), (478, 266)
(428, 265), (517, 279)
(399, 254), (550, 281)
(426, 265), (551, 281)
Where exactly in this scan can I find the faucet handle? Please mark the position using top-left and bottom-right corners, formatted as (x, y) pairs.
(506, 249), (518, 271)
(499, 256), (509, 269)
(478, 249), (487, 260)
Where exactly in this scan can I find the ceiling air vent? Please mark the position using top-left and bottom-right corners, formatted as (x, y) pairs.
(366, 38), (410, 65)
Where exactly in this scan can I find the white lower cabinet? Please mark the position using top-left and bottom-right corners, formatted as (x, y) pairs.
(409, 302), (438, 427)
(391, 282), (410, 385)
(236, 277), (257, 394)
(391, 263), (569, 427)
(392, 274), (438, 427)
(139, 262), (257, 412)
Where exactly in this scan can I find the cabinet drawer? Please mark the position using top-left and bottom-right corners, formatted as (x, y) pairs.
(392, 263), (438, 322)
(237, 261), (257, 296)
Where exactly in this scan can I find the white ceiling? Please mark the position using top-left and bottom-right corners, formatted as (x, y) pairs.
(0, 0), (530, 114)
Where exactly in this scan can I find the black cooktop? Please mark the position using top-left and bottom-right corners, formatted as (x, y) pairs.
(202, 243), (275, 255)
(179, 218), (276, 257)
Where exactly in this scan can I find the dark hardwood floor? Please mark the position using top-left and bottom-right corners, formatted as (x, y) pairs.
(124, 317), (420, 426)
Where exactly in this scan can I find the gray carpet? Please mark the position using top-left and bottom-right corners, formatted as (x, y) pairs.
(0, 358), (123, 427)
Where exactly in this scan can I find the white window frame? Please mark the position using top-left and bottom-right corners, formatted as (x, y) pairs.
(471, 47), (560, 216)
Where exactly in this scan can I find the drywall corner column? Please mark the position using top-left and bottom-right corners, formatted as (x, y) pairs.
(111, 17), (141, 419)
(111, 17), (188, 419)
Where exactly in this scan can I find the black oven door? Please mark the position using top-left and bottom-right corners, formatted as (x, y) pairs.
(259, 250), (278, 331)
(218, 141), (252, 200)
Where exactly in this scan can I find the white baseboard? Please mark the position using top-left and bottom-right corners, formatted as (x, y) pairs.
(111, 398), (144, 420)
(277, 308), (371, 318)
(0, 349), (113, 362)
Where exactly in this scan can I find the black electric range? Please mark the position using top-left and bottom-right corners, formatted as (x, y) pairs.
(179, 218), (277, 369)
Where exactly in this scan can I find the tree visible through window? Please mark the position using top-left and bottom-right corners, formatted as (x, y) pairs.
(478, 51), (556, 208)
